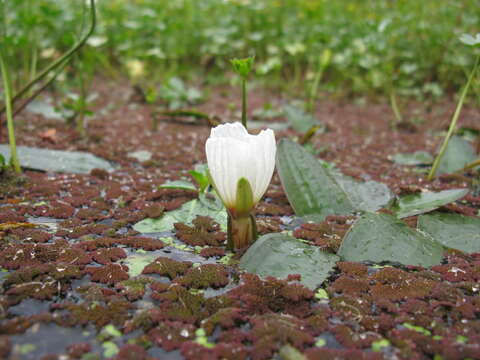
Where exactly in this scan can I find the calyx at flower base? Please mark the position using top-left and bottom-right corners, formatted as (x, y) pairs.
(227, 177), (258, 251)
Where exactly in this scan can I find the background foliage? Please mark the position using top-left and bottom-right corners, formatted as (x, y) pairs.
(1, 0), (479, 97)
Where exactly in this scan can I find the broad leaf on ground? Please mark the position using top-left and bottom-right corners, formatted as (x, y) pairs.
(436, 136), (477, 175)
(0, 145), (115, 174)
(335, 175), (393, 212)
(283, 104), (318, 133)
(418, 212), (480, 253)
(276, 139), (354, 220)
(393, 188), (469, 218)
(338, 212), (444, 267)
(239, 233), (340, 290)
(159, 180), (197, 192)
(276, 140), (393, 220)
(389, 151), (433, 166)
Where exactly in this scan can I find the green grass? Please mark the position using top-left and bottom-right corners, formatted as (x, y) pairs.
(1, 0), (479, 98)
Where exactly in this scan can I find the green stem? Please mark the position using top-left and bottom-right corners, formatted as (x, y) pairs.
(0, 0), (96, 115)
(390, 90), (403, 124)
(241, 78), (247, 128)
(76, 55), (87, 137)
(428, 54), (480, 181)
(307, 56), (324, 114)
(0, 52), (21, 173)
(13, 59), (69, 117)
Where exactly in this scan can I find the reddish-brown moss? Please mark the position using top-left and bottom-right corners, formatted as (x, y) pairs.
(177, 264), (229, 289)
(174, 216), (226, 247)
(226, 273), (314, 317)
(85, 263), (129, 285)
(116, 277), (152, 301)
(120, 236), (165, 250)
(250, 313), (314, 360)
(370, 267), (434, 301)
(112, 344), (150, 360)
(199, 247), (225, 259)
(202, 307), (245, 335)
(148, 321), (195, 351)
(142, 257), (191, 279)
(92, 247), (127, 264)
(305, 348), (384, 360)
(62, 300), (133, 329)
(329, 276), (370, 295)
(7, 228), (52, 243)
(67, 343), (92, 359)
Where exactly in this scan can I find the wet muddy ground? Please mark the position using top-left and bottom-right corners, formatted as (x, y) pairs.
(0, 81), (479, 359)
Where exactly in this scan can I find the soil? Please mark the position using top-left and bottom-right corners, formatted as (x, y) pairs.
(0, 79), (479, 360)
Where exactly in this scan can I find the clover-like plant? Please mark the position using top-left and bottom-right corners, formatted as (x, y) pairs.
(230, 57), (254, 129)
(206, 122), (276, 250)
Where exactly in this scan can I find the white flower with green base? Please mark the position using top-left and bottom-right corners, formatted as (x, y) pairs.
(206, 122), (276, 250)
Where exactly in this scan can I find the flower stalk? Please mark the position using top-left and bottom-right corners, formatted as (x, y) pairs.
(227, 214), (258, 251)
(230, 57), (254, 129)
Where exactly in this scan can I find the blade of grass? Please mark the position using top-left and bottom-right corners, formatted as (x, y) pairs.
(0, 51), (21, 173)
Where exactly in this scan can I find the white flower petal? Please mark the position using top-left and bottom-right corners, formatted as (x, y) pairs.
(205, 122), (276, 211)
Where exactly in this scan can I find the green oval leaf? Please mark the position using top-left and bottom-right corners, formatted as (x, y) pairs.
(0, 145), (115, 174)
(276, 140), (393, 220)
(418, 212), (480, 253)
(437, 136), (477, 175)
(239, 233), (340, 290)
(276, 139), (354, 220)
(338, 212), (444, 267)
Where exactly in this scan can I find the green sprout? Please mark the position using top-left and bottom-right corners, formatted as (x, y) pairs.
(230, 56), (254, 129)
(428, 33), (480, 180)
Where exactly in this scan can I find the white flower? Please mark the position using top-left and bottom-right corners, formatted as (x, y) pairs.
(205, 122), (276, 211)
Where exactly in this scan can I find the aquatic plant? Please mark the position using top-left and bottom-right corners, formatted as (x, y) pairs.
(206, 122), (276, 250)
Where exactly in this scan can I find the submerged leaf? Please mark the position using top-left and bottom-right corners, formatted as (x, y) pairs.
(133, 198), (227, 233)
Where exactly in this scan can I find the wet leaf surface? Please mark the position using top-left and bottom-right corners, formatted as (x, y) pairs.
(389, 151), (434, 165)
(277, 140), (393, 220)
(0, 145), (115, 174)
(338, 212), (444, 266)
(436, 135), (477, 175)
(418, 212), (480, 253)
(283, 104), (319, 133)
(239, 233), (339, 290)
(394, 188), (469, 218)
